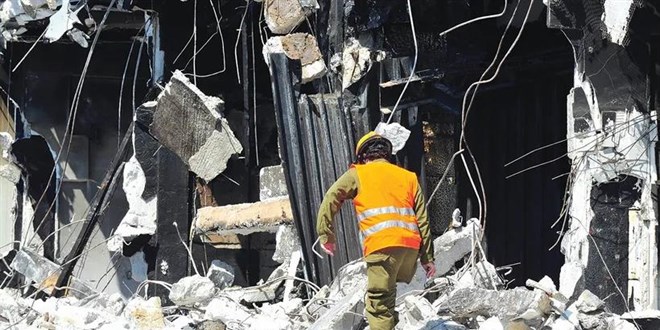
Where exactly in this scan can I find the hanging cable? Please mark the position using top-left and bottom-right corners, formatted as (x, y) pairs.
(386, 0), (509, 123)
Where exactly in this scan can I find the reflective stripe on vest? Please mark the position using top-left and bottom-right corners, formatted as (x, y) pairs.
(356, 206), (415, 221)
(360, 220), (419, 242)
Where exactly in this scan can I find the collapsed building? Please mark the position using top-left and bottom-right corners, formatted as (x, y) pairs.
(0, 0), (659, 329)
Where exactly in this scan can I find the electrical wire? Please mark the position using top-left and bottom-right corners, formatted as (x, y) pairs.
(386, 0), (509, 124)
(458, 0), (534, 231)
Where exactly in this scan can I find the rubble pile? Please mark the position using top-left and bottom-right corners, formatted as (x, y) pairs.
(1, 222), (652, 330)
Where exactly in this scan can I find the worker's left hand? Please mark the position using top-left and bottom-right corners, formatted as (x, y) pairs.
(422, 262), (436, 278)
(321, 242), (336, 256)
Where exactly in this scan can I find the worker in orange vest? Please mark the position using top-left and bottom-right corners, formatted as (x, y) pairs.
(316, 131), (436, 330)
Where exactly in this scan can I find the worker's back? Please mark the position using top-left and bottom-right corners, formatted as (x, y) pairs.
(352, 160), (421, 255)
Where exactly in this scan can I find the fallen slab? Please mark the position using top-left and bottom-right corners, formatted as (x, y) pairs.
(195, 197), (294, 235)
(437, 287), (550, 323)
(150, 70), (243, 181)
(433, 218), (482, 276)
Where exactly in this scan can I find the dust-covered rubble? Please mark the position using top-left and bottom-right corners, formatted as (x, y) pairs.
(0, 223), (656, 330)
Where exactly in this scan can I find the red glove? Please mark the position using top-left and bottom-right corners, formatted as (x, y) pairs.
(422, 261), (436, 278)
(321, 242), (336, 256)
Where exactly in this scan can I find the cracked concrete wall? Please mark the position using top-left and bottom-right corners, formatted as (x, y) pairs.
(553, 0), (658, 311)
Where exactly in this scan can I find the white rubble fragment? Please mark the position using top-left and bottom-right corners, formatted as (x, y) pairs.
(375, 122), (411, 154)
(123, 297), (165, 330)
(478, 316), (504, 330)
(264, 0), (307, 35)
(0, 289), (21, 325)
(341, 38), (373, 90)
(558, 261), (583, 300)
(0, 132), (14, 160)
(601, 0), (636, 46)
(272, 225), (300, 263)
(606, 315), (637, 330)
(309, 260), (367, 330)
(44, 0), (83, 43)
(205, 296), (292, 329)
(433, 218), (481, 276)
(551, 302), (579, 330)
(451, 208), (462, 228)
(575, 290), (605, 313)
(169, 275), (217, 307)
(470, 260), (502, 289)
(0, 163), (21, 183)
(259, 165), (288, 201)
(112, 155), (157, 249)
(207, 259), (235, 289)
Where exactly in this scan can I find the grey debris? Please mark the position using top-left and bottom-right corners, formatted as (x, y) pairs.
(576, 290), (605, 314)
(207, 260), (235, 290)
(260, 165), (288, 201)
(169, 275), (217, 307)
(438, 287), (549, 323)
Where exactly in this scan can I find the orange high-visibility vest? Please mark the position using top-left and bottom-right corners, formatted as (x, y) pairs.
(352, 161), (422, 256)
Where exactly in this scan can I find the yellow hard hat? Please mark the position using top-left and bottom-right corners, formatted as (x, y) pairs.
(355, 131), (391, 157)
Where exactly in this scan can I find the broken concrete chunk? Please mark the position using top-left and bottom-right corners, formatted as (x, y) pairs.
(0, 132), (13, 160)
(112, 155), (158, 246)
(433, 218), (482, 276)
(576, 290), (605, 314)
(195, 197), (293, 235)
(169, 275), (216, 307)
(123, 297), (165, 330)
(470, 260), (503, 289)
(260, 165), (288, 201)
(375, 122), (411, 154)
(478, 317), (504, 330)
(0, 163), (21, 184)
(264, 0), (307, 34)
(280, 33), (327, 83)
(150, 70), (243, 181)
(272, 225), (300, 263)
(309, 260), (367, 330)
(44, 0), (83, 43)
(341, 38), (374, 90)
(207, 260), (235, 290)
(438, 287), (548, 323)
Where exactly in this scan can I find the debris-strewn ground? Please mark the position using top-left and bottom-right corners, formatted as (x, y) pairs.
(1, 222), (651, 330)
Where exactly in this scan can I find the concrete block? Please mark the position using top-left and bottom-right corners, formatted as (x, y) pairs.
(259, 165), (288, 201)
(264, 0), (306, 34)
(280, 33), (327, 83)
(150, 70), (243, 181)
(169, 275), (216, 307)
